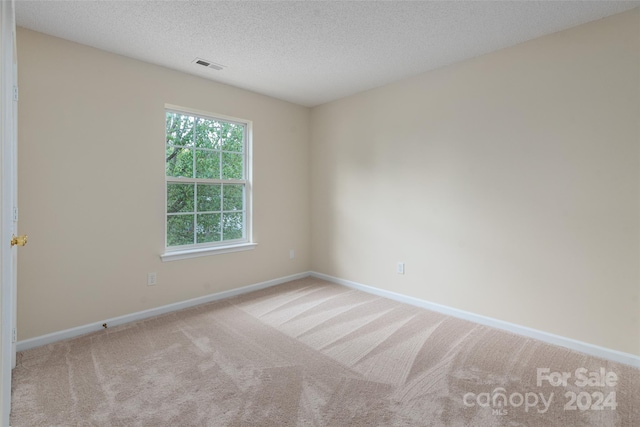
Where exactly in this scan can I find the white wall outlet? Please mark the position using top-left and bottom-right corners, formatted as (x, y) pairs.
(397, 262), (405, 275)
(289, 249), (295, 259)
(147, 272), (157, 286)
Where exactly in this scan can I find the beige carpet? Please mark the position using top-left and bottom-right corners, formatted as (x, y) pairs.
(10, 277), (640, 426)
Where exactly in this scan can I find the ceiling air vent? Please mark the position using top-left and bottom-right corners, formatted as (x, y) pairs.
(192, 57), (225, 71)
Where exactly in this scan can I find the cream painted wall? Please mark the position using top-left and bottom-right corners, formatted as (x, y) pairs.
(311, 9), (640, 355)
(16, 28), (310, 340)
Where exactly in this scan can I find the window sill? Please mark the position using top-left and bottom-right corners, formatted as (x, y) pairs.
(161, 242), (257, 262)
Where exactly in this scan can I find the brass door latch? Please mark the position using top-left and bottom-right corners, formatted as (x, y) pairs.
(10, 235), (27, 247)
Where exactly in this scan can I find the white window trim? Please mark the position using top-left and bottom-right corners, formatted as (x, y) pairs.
(161, 104), (254, 261)
(161, 242), (257, 262)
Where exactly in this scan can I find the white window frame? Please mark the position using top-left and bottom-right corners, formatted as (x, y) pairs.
(161, 104), (256, 262)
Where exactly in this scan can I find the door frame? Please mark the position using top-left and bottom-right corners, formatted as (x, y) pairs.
(0, 0), (17, 424)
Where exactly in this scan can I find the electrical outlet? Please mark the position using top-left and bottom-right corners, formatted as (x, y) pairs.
(289, 249), (295, 259)
(397, 262), (405, 275)
(147, 272), (157, 286)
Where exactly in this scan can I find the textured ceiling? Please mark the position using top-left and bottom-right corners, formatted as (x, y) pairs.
(15, 1), (640, 107)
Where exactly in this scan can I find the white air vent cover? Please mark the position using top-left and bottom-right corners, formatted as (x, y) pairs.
(192, 58), (225, 71)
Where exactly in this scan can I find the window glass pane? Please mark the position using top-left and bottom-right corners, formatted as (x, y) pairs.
(167, 215), (194, 246)
(221, 123), (243, 152)
(166, 147), (193, 178)
(166, 109), (249, 250)
(197, 184), (221, 212)
(166, 112), (194, 147)
(196, 118), (222, 149)
(223, 212), (244, 240)
(223, 185), (244, 211)
(196, 213), (221, 243)
(222, 152), (243, 179)
(195, 149), (220, 179)
(167, 183), (194, 213)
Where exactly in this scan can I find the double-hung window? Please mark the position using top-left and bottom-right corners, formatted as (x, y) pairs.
(162, 106), (254, 261)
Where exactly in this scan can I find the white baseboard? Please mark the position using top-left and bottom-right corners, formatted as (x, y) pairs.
(18, 270), (640, 369)
(16, 272), (310, 352)
(310, 271), (640, 369)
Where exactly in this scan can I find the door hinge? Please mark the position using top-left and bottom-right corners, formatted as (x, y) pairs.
(12, 328), (16, 343)
(13, 85), (18, 102)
